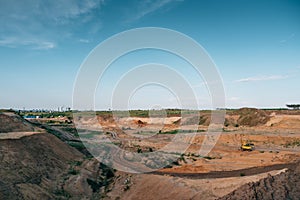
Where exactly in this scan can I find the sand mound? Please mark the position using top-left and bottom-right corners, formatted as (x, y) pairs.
(0, 132), (116, 199)
(219, 162), (300, 200)
(183, 108), (271, 127)
(235, 108), (270, 127)
(266, 115), (300, 129)
(181, 114), (211, 126)
(0, 133), (83, 199)
(0, 112), (37, 133)
(0, 114), (115, 199)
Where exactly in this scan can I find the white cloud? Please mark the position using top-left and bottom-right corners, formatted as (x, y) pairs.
(279, 33), (295, 43)
(0, 0), (105, 49)
(0, 37), (55, 50)
(1, 0), (104, 24)
(79, 39), (90, 43)
(235, 75), (289, 83)
(0, 38), (16, 47)
(126, 0), (183, 22)
(32, 41), (56, 50)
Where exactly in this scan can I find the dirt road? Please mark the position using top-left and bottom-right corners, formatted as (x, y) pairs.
(152, 162), (297, 179)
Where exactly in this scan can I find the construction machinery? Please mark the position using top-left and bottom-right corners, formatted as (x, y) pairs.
(241, 141), (255, 151)
(240, 134), (255, 151)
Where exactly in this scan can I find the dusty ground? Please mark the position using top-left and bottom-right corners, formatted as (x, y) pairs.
(73, 109), (300, 173)
(219, 161), (300, 200)
(0, 112), (114, 199)
(2, 108), (300, 199)
(71, 108), (300, 199)
(107, 168), (288, 200)
(0, 112), (40, 133)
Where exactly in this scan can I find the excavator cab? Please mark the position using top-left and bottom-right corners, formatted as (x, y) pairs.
(241, 141), (254, 151)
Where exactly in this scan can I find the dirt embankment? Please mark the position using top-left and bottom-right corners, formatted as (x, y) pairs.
(224, 108), (270, 127)
(0, 132), (117, 200)
(219, 161), (300, 200)
(0, 112), (116, 199)
(105, 167), (293, 200)
(0, 112), (38, 133)
(4, 108), (299, 200)
(0, 133), (82, 199)
(94, 108), (289, 130)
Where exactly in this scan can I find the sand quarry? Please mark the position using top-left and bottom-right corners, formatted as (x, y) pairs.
(1, 108), (300, 199)
(70, 108), (300, 199)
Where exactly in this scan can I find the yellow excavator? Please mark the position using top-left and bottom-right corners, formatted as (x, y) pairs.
(240, 134), (255, 151)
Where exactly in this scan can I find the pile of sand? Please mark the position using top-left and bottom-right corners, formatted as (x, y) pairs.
(219, 162), (300, 200)
(234, 108), (270, 127)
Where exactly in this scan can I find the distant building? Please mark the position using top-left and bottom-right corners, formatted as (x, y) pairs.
(23, 115), (39, 119)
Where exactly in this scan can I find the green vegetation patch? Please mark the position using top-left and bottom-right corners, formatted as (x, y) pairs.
(284, 139), (300, 148)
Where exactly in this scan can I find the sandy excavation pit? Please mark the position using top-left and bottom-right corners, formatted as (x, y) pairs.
(73, 109), (300, 175)
(2, 108), (300, 200)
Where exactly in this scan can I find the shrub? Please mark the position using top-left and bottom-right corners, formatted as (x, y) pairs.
(137, 148), (142, 153)
(87, 178), (102, 192)
(68, 168), (79, 175)
(203, 156), (213, 160)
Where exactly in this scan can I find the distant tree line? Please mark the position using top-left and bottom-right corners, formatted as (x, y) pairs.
(286, 104), (300, 110)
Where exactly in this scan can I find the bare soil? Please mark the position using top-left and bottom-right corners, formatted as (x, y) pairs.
(0, 112), (114, 199)
(2, 108), (300, 199)
(219, 161), (300, 200)
(0, 112), (38, 133)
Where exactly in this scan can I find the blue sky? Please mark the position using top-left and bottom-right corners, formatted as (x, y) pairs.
(0, 0), (299, 110)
